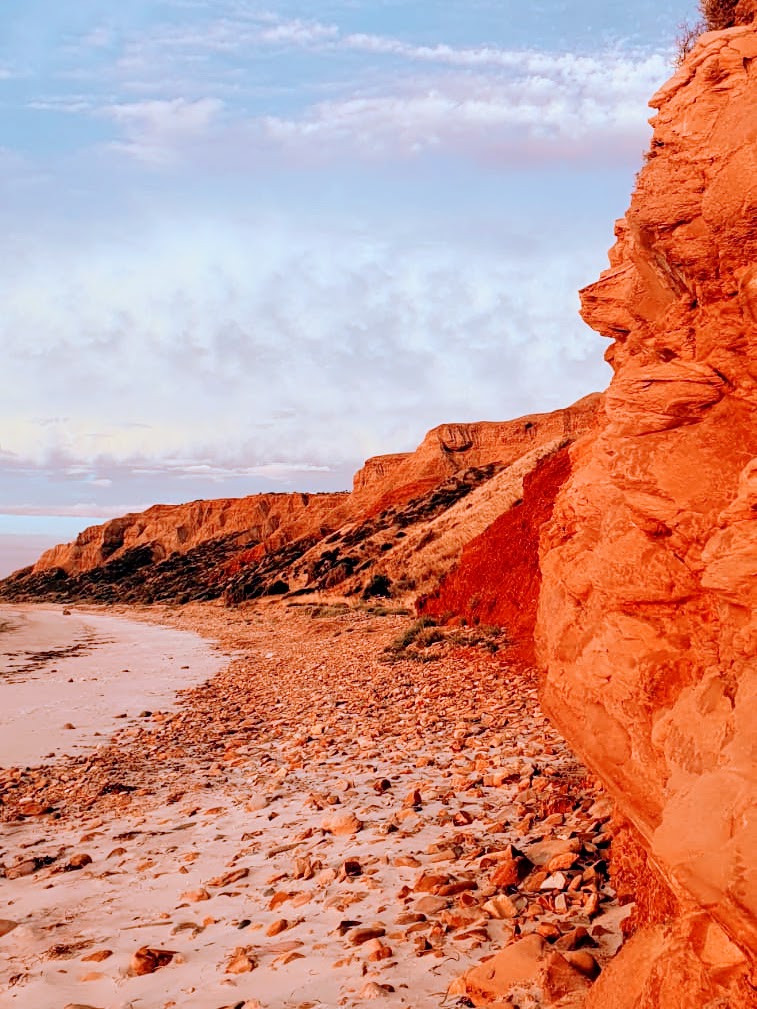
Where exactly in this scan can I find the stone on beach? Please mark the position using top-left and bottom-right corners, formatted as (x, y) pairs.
(225, 946), (258, 973)
(321, 811), (363, 835)
(129, 945), (180, 976)
(456, 933), (591, 1008)
(0, 602), (622, 1008)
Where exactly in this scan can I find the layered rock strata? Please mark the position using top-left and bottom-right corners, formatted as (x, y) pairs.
(3, 397), (599, 606)
(33, 493), (351, 576)
(352, 397), (600, 518)
(537, 22), (757, 1008)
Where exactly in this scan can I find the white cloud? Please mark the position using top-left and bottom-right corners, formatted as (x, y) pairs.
(258, 74), (651, 161)
(101, 97), (224, 163)
(0, 503), (145, 519)
(43, 13), (669, 167)
(259, 19), (340, 46)
(0, 216), (608, 484)
(93, 57), (660, 168)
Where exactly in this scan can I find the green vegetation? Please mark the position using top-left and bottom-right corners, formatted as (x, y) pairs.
(388, 616), (438, 653)
(308, 603), (350, 618)
(384, 617), (508, 661)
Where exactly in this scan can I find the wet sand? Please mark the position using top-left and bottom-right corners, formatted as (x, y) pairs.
(0, 605), (228, 768)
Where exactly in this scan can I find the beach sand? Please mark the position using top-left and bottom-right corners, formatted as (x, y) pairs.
(0, 605), (229, 768)
(0, 602), (625, 1009)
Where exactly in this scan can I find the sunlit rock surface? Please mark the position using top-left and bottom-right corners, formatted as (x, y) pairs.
(537, 21), (757, 1008)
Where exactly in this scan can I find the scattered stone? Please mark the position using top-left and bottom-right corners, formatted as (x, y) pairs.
(482, 895), (519, 919)
(358, 981), (395, 999)
(457, 933), (590, 1007)
(5, 859), (41, 879)
(129, 946), (179, 976)
(321, 811), (363, 835)
(563, 949), (601, 979)
(348, 926), (386, 946)
(225, 946), (257, 974)
(66, 853), (93, 871)
(81, 949), (113, 962)
(540, 871), (568, 890)
(207, 867), (249, 887)
(0, 605), (621, 1007)
(182, 887), (211, 902)
(339, 858), (363, 880)
(555, 926), (597, 951)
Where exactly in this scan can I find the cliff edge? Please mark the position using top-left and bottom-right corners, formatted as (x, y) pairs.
(537, 21), (756, 1008)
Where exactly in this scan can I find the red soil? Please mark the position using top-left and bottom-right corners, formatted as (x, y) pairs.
(419, 447), (572, 663)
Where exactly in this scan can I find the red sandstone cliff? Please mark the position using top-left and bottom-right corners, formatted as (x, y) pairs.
(33, 493), (352, 576)
(420, 446), (573, 663)
(537, 21), (757, 1008)
(352, 398), (599, 518)
(21, 397), (599, 603)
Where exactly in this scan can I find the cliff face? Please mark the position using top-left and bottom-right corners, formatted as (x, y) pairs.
(33, 494), (352, 576)
(3, 396), (599, 606)
(420, 446), (573, 663)
(537, 23), (757, 1008)
(351, 397), (600, 517)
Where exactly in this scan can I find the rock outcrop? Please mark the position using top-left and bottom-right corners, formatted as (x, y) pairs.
(351, 397), (600, 517)
(32, 493), (351, 576)
(537, 21), (757, 1008)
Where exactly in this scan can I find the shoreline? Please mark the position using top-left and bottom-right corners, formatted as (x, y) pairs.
(0, 603), (229, 769)
(0, 600), (624, 1009)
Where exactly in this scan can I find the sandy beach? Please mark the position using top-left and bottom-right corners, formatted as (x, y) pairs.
(0, 605), (229, 768)
(0, 602), (624, 1009)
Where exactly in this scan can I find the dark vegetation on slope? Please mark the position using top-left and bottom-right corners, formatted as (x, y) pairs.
(0, 463), (503, 607)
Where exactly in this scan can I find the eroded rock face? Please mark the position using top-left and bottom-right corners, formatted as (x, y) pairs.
(32, 493), (351, 577)
(4, 396), (600, 606)
(419, 446), (575, 663)
(352, 397), (600, 518)
(537, 23), (757, 1006)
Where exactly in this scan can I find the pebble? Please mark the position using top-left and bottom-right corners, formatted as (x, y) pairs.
(225, 947), (257, 974)
(129, 946), (179, 976)
(348, 926), (386, 946)
(320, 811), (363, 835)
(66, 853), (93, 871)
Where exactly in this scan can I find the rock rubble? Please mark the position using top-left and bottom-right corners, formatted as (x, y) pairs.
(0, 602), (624, 1008)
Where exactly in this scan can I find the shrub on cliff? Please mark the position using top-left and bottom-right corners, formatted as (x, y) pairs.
(362, 573), (392, 599)
(676, 0), (743, 63)
(700, 0), (741, 29)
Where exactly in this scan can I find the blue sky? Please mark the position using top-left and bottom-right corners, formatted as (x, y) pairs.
(0, 1), (696, 573)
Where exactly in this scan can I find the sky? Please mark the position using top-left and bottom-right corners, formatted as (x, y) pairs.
(0, 0), (696, 575)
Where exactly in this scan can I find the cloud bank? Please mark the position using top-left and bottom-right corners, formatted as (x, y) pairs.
(0, 0), (689, 529)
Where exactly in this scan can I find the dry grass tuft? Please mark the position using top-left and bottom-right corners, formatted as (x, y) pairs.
(675, 0), (742, 65)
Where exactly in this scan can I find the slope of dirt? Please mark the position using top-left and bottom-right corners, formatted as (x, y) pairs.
(419, 447), (572, 663)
